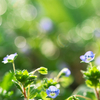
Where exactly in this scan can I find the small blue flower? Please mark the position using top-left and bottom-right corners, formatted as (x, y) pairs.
(80, 51), (95, 63)
(2, 53), (18, 64)
(46, 86), (60, 98)
(62, 68), (71, 77)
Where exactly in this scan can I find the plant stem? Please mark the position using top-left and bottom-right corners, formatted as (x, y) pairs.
(89, 62), (92, 68)
(27, 85), (30, 100)
(23, 86), (27, 99)
(56, 70), (63, 82)
(12, 62), (15, 73)
(95, 87), (100, 100)
(32, 68), (40, 75)
(75, 95), (92, 100)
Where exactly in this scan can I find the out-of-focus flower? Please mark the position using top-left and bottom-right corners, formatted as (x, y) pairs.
(46, 86), (60, 98)
(62, 68), (71, 77)
(80, 51), (95, 63)
(2, 53), (18, 64)
(95, 56), (100, 66)
(40, 18), (53, 32)
(94, 29), (100, 38)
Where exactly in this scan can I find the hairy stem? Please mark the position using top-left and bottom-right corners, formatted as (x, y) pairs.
(95, 87), (100, 100)
(75, 95), (92, 100)
(12, 62), (15, 73)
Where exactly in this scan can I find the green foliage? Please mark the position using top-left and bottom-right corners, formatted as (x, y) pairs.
(15, 70), (37, 86)
(24, 75), (37, 87)
(60, 76), (74, 88)
(38, 67), (48, 75)
(71, 84), (96, 100)
(26, 85), (38, 99)
(12, 80), (23, 93)
(0, 71), (14, 90)
(66, 96), (79, 100)
(0, 87), (13, 100)
(1, 0), (100, 99)
(43, 78), (58, 89)
(15, 70), (29, 83)
(81, 66), (100, 88)
(40, 91), (47, 99)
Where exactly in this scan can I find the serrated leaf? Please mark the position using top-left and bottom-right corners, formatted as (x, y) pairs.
(81, 66), (100, 87)
(15, 70), (29, 83)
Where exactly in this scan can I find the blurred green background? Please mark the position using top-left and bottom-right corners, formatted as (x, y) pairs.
(0, 0), (100, 99)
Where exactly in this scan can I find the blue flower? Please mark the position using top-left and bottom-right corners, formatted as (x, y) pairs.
(62, 68), (71, 77)
(80, 51), (95, 63)
(46, 86), (60, 98)
(2, 53), (18, 64)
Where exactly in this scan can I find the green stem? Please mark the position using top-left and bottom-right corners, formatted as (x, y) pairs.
(56, 70), (63, 82)
(89, 62), (92, 68)
(12, 62), (15, 73)
(27, 85), (30, 100)
(32, 68), (40, 75)
(75, 95), (92, 100)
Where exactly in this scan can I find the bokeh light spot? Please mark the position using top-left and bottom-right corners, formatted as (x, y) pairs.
(21, 4), (37, 21)
(64, 0), (86, 9)
(95, 56), (100, 66)
(14, 36), (26, 48)
(40, 40), (58, 58)
(39, 17), (53, 32)
(0, 17), (2, 26)
(0, 0), (7, 15)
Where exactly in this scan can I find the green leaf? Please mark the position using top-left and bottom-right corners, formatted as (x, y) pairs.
(38, 67), (48, 75)
(80, 61), (85, 63)
(81, 66), (100, 88)
(0, 87), (13, 99)
(0, 71), (14, 90)
(12, 80), (23, 93)
(24, 75), (37, 87)
(72, 84), (96, 100)
(40, 91), (47, 99)
(26, 85), (38, 99)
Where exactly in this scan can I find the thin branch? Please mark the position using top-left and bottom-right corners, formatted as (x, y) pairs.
(75, 95), (92, 100)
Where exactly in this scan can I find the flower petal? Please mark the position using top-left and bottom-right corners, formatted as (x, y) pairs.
(46, 86), (60, 98)
(80, 55), (86, 62)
